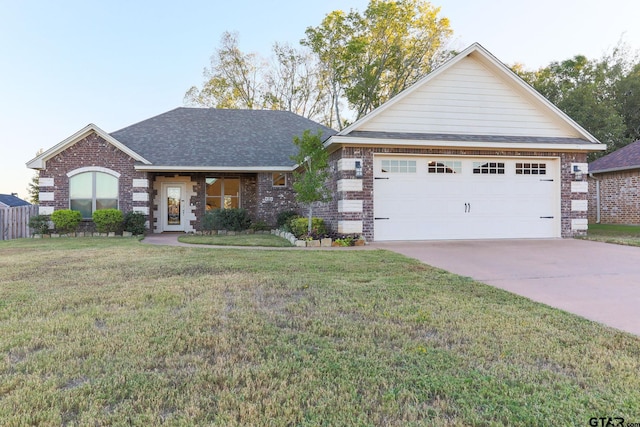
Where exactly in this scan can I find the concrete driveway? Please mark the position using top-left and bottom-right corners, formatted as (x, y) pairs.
(372, 239), (640, 336)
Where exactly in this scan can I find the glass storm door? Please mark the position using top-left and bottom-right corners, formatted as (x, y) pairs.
(163, 183), (186, 231)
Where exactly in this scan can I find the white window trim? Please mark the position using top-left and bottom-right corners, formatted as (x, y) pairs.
(272, 172), (287, 187)
(69, 169), (120, 218)
(205, 177), (241, 209)
(67, 166), (121, 178)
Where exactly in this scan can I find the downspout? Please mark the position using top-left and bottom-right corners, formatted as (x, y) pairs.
(589, 173), (601, 223)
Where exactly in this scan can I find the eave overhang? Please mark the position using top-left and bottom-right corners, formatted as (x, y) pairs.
(326, 135), (607, 153)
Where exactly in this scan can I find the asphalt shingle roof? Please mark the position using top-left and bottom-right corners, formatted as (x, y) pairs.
(110, 108), (336, 169)
(589, 140), (640, 173)
(346, 131), (593, 145)
(0, 194), (31, 207)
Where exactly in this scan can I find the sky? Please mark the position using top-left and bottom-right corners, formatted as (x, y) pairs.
(1, 0), (639, 199)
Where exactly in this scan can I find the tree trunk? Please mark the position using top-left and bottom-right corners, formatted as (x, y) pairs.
(307, 204), (313, 234)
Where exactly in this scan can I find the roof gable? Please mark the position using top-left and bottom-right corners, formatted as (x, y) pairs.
(590, 140), (640, 173)
(26, 124), (150, 169)
(338, 43), (600, 144)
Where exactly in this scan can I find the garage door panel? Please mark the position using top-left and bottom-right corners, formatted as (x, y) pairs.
(373, 156), (560, 241)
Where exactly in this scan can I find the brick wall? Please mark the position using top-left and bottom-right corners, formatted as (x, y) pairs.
(319, 146), (588, 241)
(38, 133), (148, 230)
(588, 170), (640, 224)
(311, 150), (341, 232)
(255, 172), (299, 226)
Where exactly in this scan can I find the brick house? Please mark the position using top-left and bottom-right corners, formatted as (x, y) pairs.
(27, 43), (605, 240)
(588, 140), (640, 224)
(27, 109), (334, 233)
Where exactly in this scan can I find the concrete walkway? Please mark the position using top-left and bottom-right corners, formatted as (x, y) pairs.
(143, 234), (640, 336)
(372, 239), (640, 336)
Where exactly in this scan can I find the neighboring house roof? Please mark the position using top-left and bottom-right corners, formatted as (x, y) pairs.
(589, 140), (640, 174)
(111, 108), (336, 171)
(328, 43), (606, 153)
(0, 194), (31, 207)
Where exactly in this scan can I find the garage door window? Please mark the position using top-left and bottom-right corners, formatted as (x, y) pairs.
(381, 159), (416, 173)
(428, 160), (462, 174)
(516, 163), (546, 175)
(473, 162), (505, 174)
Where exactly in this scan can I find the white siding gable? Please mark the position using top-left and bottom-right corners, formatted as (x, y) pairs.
(358, 54), (581, 138)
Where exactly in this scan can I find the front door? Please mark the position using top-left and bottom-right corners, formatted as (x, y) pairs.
(162, 183), (186, 232)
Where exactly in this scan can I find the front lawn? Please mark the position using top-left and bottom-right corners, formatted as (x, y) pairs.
(581, 223), (640, 246)
(1, 238), (639, 425)
(178, 233), (292, 247)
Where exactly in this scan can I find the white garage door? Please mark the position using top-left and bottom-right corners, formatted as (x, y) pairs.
(373, 156), (560, 241)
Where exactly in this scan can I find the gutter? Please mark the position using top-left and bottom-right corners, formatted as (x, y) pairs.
(589, 173), (601, 223)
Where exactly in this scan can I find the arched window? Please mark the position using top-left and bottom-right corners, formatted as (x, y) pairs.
(69, 170), (119, 218)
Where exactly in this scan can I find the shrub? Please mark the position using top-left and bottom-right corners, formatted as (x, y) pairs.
(202, 211), (216, 233)
(204, 208), (251, 232)
(28, 215), (50, 235)
(276, 210), (300, 231)
(289, 217), (327, 238)
(93, 209), (124, 233)
(123, 211), (146, 235)
(334, 236), (355, 246)
(250, 220), (271, 232)
(51, 209), (82, 234)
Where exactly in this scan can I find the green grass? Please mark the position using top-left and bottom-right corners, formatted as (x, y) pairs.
(1, 238), (639, 425)
(178, 233), (292, 247)
(581, 223), (640, 246)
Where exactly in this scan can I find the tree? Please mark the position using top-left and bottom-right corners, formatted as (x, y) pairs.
(514, 48), (635, 158)
(290, 130), (331, 233)
(27, 149), (43, 204)
(615, 62), (640, 142)
(303, 0), (453, 124)
(27, 172), (39, 204)
(185, 31), (265, 109)
(186, 1), (453, 129)
(185, 34), (331, 124)
(302, 9), (354, 129)
(263, 42), (328, 120)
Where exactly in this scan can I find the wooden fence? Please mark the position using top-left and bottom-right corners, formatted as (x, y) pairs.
(0, 205), (39, 240)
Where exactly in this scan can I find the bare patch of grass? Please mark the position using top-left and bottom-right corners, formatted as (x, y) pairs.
(0, 237), (639, 424)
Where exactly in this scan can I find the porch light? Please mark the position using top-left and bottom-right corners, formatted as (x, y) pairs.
(355, 160), (363, 178)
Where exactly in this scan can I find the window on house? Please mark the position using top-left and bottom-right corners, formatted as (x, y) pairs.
(427, 160), (462, 174)
(473, 162), (505, 175)
(516, 163), (546, 175)
(272, 172), (287, 187)
(381, 159), (417, 173)
(69, 171), (118, 218)
(206, 177), (240, 210)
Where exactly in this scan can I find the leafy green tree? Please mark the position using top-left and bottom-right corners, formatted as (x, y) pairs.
(515, 49), (633, 158)
(290, 130), (331, 234)
(615, 62), (640, 142)
(303, 0), (453, 124)
(27, 172), (39, 204)
(27, 149), (42, 204)
(302, 9), (354, 129)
